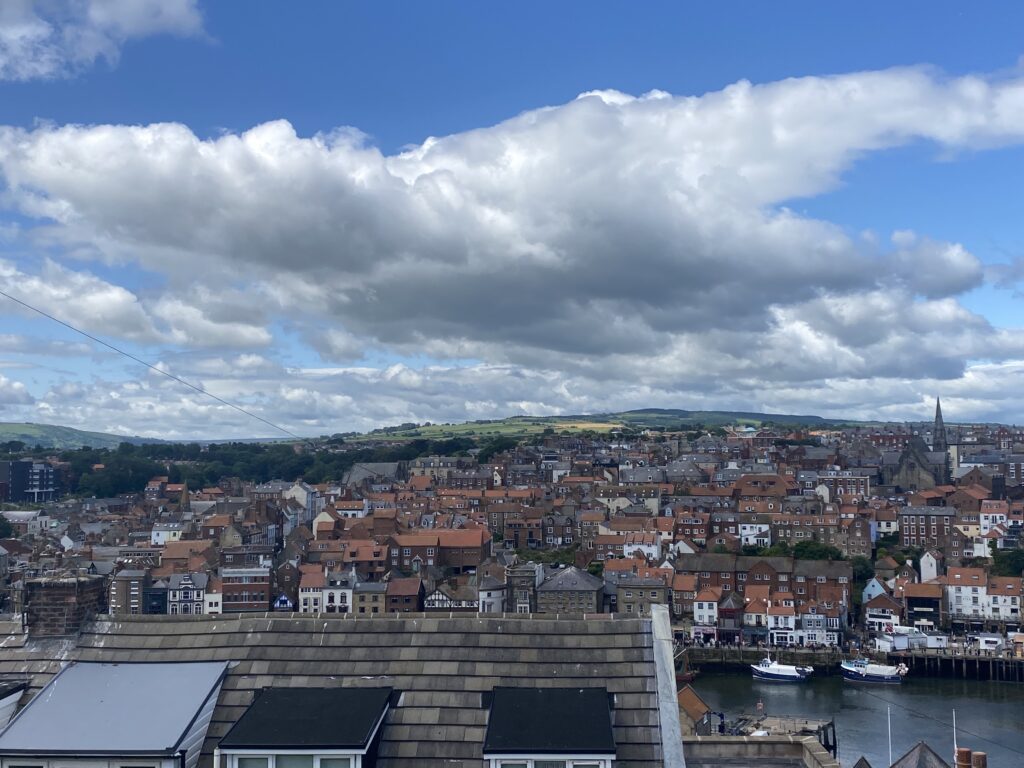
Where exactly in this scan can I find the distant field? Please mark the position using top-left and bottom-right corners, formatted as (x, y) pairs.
(351, 407), (853, 444)
(352, 415), (623, 442)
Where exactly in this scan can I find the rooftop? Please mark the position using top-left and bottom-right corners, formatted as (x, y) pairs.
(0, 661), (226, 756)
(220, 686), (392, 750)
(0, 611), (674, 767)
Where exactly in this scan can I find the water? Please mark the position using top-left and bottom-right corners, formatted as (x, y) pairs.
(692, 672), (1024, 767)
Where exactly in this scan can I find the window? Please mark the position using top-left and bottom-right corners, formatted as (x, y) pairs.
(238, 759), (269, 768)
(276, 757), (314, 768)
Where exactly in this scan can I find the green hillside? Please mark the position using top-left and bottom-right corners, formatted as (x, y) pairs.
(0, 423), (162, 450)
(354, 408), (852, 442)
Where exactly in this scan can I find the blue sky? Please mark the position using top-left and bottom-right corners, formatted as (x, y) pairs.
(1, 1), (1024, 437)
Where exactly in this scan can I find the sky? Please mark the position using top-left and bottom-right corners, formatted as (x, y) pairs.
(1, 1), (1024, 439)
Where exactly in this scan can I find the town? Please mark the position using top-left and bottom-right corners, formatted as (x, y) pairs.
(0, 400), (1020, 660)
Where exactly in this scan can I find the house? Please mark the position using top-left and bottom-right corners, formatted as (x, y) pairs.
(0, 607), (683, 766)
(920, 550), (944, 583)
(862, 577), (888, 606)
(166, 572), (208, 616)
(616, 575), (669, 618)
(902, 582), (945, 631)
(537, 566), (604, 613)
(425, 582), (479, 612)
(220, 566), (271, 613)
(671, 573), (697, 622)
(477, 575), (507, 614)
(864, 593), (904, 633)
(386, 577), (425, 613)
(353, 581), (387, 614)
(693, 586), (723, 641)
(0, 661), (227, 768)
(768, 601), (797, 645)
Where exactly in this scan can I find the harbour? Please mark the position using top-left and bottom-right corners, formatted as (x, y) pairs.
(690, 671), (1024, 767)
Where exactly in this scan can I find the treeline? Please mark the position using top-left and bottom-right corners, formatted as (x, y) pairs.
(58, 437), (477, 498)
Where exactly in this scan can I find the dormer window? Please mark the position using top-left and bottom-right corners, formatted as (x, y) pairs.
(483, 688), (616, 768)
(218, 687), (393, 768)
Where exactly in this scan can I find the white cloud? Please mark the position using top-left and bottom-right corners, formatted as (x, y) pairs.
(0, 0), (203, 81)
(0, 373), (34, 405)
(2, 63), (1024, 431)
(0, 258), (161, 342)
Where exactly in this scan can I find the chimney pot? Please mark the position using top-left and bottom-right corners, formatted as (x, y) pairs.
(956, 747), (973, 768)
(971, 752), (987, 768)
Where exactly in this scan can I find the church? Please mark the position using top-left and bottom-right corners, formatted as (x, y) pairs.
(880, 398), (950, 492)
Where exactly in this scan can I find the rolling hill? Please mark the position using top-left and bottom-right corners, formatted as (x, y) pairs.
(0, 423), (163, 450)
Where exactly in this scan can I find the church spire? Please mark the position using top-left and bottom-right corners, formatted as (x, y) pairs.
(933, 397), (947, 455)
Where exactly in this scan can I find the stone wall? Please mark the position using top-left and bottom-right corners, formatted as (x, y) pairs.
(25, 575), (106, 637)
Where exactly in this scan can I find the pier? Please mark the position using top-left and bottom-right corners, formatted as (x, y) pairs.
(887, 648), (1024, 682)
(677, 645), (1024, 681)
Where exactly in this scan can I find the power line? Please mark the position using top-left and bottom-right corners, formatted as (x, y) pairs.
(0, 288), (306, 443)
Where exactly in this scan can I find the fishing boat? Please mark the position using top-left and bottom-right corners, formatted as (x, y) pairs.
(750, 656), (813, 682)
(840, 658), (909, 684)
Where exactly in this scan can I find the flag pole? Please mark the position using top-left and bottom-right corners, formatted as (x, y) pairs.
(887, 705), (893, 766)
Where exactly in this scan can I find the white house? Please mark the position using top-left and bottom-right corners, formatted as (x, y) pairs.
(478, 575), (506, 614)
(692, 588), (721, 640)
(946, 567), (987, 620)
(919, 550), (943, 583)
(623, 532), (661, 561)
(768, 602), (797, 645)
(150, 521), (185, 546)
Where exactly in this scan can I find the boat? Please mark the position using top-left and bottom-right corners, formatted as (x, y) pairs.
(750, 656), (813, 682)
(840, 658), (909, 684)
(676, 668), (700, 684)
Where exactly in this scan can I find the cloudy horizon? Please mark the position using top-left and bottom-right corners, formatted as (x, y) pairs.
(1, 2), (1024, 439)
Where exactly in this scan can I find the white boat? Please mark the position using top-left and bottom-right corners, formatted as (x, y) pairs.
(841, 658), (908, 684)
(750, 656), (813, 682)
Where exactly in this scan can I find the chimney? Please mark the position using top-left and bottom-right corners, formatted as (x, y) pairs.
(25, 574), (106, 637)
(955, 748), (972, 768)
(971, 752), (987, 768)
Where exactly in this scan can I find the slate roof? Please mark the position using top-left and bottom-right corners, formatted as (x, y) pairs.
(220, 686), (392, 749)
(0, 661), (227, 755)
(0, 611), (671, 768)
(889, 741), (951, 768)
(483, 687), (615, 755)
(538, 566), (604, 592)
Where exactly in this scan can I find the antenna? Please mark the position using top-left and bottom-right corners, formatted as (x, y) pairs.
(953, 708), (958, 756)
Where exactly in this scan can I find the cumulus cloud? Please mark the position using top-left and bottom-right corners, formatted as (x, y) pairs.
(0, 258), (162, 342)
(0, 0), (203, 81)
(2, 63), (1024, 432)
(0, 373), (34, 405)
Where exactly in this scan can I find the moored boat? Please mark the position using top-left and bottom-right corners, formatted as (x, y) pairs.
(750, 656), (813, 682)
(841, 658), (908, 684)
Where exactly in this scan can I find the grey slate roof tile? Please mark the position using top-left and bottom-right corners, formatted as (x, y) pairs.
(1, 612), (666, 768)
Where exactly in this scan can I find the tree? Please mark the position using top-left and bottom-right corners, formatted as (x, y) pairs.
(792, 541), (845, 561)
(850, 556), (874, 584)
(0, 516), (11, 538)
(760, 541), (791, 557)
(478, 436), (520, 464)
(991, 549), (1024, 577)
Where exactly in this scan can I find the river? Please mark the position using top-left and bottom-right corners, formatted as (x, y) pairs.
(691, 672), (1024, 767)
